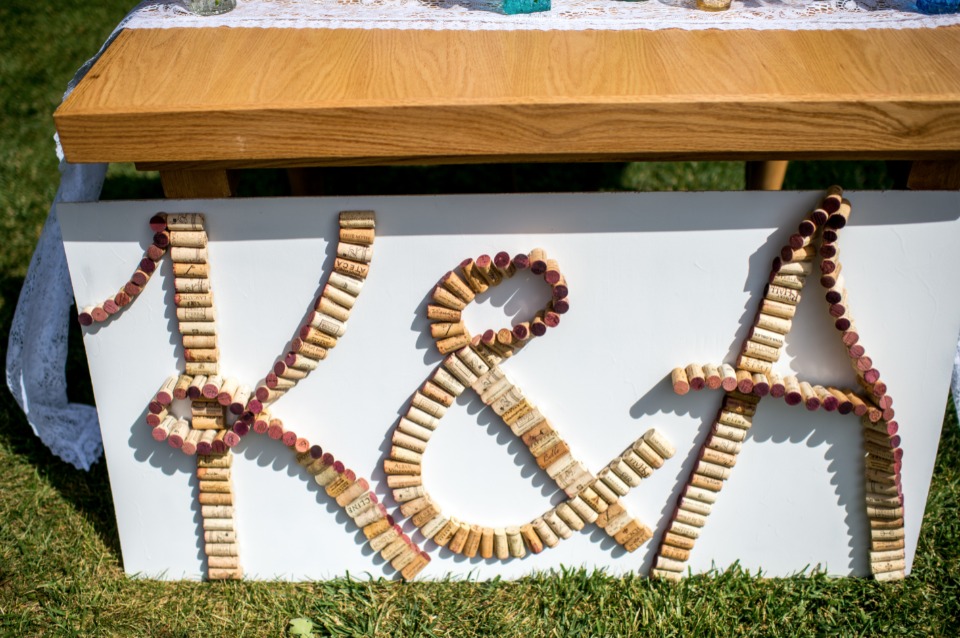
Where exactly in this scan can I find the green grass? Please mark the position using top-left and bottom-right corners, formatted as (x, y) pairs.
(1, 0), (957, 635)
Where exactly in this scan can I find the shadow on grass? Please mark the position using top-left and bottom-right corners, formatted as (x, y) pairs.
(0, 275), (122, 562)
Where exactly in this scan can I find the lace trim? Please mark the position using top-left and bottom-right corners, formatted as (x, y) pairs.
(123, 0), (960, 32)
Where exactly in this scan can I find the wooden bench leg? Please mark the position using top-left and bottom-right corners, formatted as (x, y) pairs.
(745, 161), (789, 191)
(160, 169), (236, 198)
(907, 160), (960, 190)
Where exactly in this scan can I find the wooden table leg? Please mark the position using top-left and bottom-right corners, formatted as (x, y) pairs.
(160, 169), (236, 198)
(745, 161), (789, 191)
(906, 160), (960, 190)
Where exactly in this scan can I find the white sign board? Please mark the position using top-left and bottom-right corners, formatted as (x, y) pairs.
(59, 191), (960, 580)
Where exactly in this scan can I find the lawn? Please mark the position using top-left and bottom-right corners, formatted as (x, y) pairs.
(1, 1), (957, 635)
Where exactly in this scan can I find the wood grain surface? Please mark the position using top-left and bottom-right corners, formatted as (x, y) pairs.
(55, 27), (960, 166)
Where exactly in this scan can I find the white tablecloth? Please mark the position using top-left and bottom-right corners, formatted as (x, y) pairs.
(8, 0), (960, 470)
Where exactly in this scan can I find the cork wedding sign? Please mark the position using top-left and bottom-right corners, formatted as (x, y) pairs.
(59, 191), (960, 581)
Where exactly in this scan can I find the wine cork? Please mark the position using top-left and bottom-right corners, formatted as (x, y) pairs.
(420, 381), (455, 409)
(384, 460), (421, 476)
(656, 556), (687, 573)
(154, 375), (179, 406)
(369, 526), (401, 552)
(179, 321), (216, 336)
(527, 428), (562, 457)
(412, 504), (441, 529)
(673, 508), (706, 529)
(568, 496), (599, 524)
(201, 504), (235, 519)
(528, 248), (548, 275)
(199, 492), (233, 506)
(205, 543), (240, 558)
(669, 521), (701, 540)
(316, 296), (351, 323)
(671, 368), (690, 395)
(397, 418), (434, 443)
(701, 447), (737, 469)
(770, 273), (804, 290)
(598, 469), (630, 496)
(381, 536), (411, 561)
(181, 428), (203, 455)
(458, 259), (489, 294)
(506, 527), (526, 558)
(737, 355), (772, 375)
(651, 568), (682, 583)
(781, 244), (817, 263)
(555, 502), (585, 531)
(432, 368), (466, 396)
(456, 346), (490, 376)
(443, 354), (478, 386)
(621, 451), (653, 480)
(706, 435), (742, 456)
(384, 478), (422, 499)
(393, 485), (427, 503)
(756, 313), (792, 335)
(339, 210), (376, 229)
(475, 255), (505, 287)
(873, 569), (905, 582)
(544, 510), (574, 540)
(714, 422), (748, 443)
(662, 532), (696, 551)
(867, 506), (904, 520)
(695, 460), (730, 481)
(195, 430), (218, 455)
(616, 521), (654, 550)
(765, 371), (785, 399)
(430, 322), (466, 340)
(702, 363), (722, 390)
(421, 514), (449, 540)
(185, 348), (219, 364)
(639, 430), (674, 460)
(438, 271), (475, 304)
(406, 406), (440, 431)
(691, 473), (724, 492)
(432, 284), (467, 311)
(872, 538), (905, 552)
(531, 518), (559, 549)
(288, 340), (327, 362)
(549, 454), (581, 482)
(743, 340), (780, 363)
(339, 227), (375, 246)
(783, 375), (802, 406)
(325, 471), (355, 498)
(336, 478), (370, 507)
(590, 477), (619, 504)
(333, 257), (369, 280)
(168, 231), (207, 249)
(463, 524), (483, 558)
(166, 418), (190, 448)
(211, 377), (236, 405)
(797, 381), (819, 410)
(682, 363), (705, 391)
(479, 526), (495, 558)
(598, 504), (629, 533)
(577, 487), (608, 514)
(448, 522), (471, 554)
(712, 363), (736, 392)
(173, 374), (193, 399)
(199, 478), (233, 494)
(175, 292), (214, 309)
(186, 362), (218, 377)
(363, 516), (392, 542)
(170, 246), (207, 264)
(183, 335), (217, 350)
(432, 518), (460, 548)
(147, 408), (169, 428)
(308, 312), (347, 338)
(151, 415), (177, 442)
(393, 431), (428, 455)
(660, 544), (690, 562)
(436, 333), (472, 355)
(504, 402), (540, 430)
(765, 284), (801, 307)
(680, 497), (712, 517)
(519, 524), (543, 554)
(479, 375), (512, 404)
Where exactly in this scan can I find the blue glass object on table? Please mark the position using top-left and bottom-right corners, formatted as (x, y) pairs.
(916, 0), (959, 13)
(503, 0), (551, 14)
